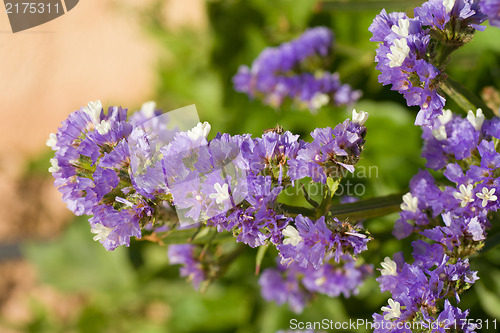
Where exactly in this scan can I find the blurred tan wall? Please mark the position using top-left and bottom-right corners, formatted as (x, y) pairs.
(0, 0), (206, 237)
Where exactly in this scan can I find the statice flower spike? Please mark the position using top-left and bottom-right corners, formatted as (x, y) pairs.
(370, 1), (486, 126)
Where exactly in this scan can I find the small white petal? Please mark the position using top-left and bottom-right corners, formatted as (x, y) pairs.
(454, 184), (475, 207)
(48, 158), (60, 173)
(437, 109), (453, 125)
(282, 225), (302, 246)
(476, 188), (497, 207)
(83, 100), (103, 124)
(352, 109), (369, 126)
(380, 257), (398, 276)
(95, 120), (111, 135)
(91, 224), (113, 242)
(187, 121), (211, 141)
(381, 298), (401, 320)
(391, 18), (410, 37)
(46, 133), (57, 148)
(431, 125), (447, 141)
(209, 183), (230, 204)
(388, 38), (410, 68)
(443, 0), (455, 13)
(467, 108), (484, 131)
(400, 192), (419, 213)
(141, 101), (156, 118)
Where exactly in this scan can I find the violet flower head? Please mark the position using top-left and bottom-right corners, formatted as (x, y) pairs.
(233, 27), (361, 111)
(260, 258), (371, 313)
(168, 244), (206, 290)
(288, 110), (367, 183)
(481, 0), (500, 27)
(369, 1), (486, 126)
(277, 214), (371, 269)
(49, 101), (132, 216)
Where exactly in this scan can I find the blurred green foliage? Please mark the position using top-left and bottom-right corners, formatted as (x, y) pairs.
(14, 0), (500, 332)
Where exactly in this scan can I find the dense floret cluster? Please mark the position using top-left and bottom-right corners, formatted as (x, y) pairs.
(233, 27), (361, 111)
(369, 0), (486, 126)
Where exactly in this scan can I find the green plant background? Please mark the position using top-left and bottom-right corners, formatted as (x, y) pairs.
(17, 1), (500, 332)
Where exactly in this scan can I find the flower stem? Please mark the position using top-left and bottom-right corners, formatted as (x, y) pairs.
(440, 77), (496, 118)
(279, 192), (403, 221)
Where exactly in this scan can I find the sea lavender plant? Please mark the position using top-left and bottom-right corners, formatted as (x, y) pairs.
(48, 102), (374, 312)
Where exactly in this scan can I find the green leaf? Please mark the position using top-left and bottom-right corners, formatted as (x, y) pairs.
(327, 177), (341, 197)
(255, 244), (269, 275)
(476, 279), (500, 319)
(330, 193), (403, 222)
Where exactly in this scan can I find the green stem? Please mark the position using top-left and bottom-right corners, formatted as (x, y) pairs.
(156, 228), (234, 245)
(329, 193), (403, 222)
(279, 192), (404, 222)
(440, 77), (496, 118)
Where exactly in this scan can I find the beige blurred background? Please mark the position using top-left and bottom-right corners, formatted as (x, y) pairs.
(0, 0), (205, 327)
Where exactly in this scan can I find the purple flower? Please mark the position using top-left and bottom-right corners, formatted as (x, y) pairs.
(168, 244), (205, 289)
(89, 202), (143, 251)
(369, 1), (486, 126)
(259, 264), (309, 313)
(260, 258), (371, 313)
(278, 215), (370, 268)
(288, 113), (367, 183)
(481, 0), (500, 27)
(233, 27), (361, 111)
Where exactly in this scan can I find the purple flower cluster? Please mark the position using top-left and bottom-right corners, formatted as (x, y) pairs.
(288, 110), (368, 183)
(260, 257), (372, 313)
(369, 0), (486, 126)
(278, 215), (370, 267)
(373, 248), (478, 332)
(49, 101), (373, 311)
(395, 111), (499, 239)
(258, 211), (372, 312)
(47, 101), (156, 251)
(233, 27), (361, 111)
(480, 0), (500, 27)
(168, 244), (205, 289)
(376, 111), (500, 330)
(205, 130), (304, 248)
(207, 110), (369, 248)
